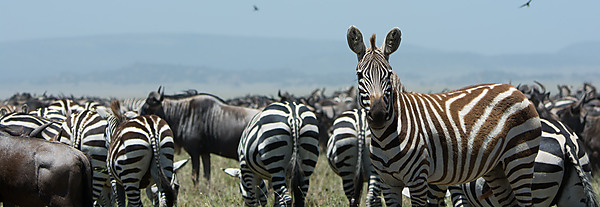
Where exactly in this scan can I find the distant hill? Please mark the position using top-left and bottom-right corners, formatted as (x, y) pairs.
(0, 34), (598, 98)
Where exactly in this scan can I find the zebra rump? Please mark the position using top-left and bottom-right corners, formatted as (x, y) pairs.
(231, 101), (319, 206)
(107, 113), (178, 207)
(326, 108), (382, 207)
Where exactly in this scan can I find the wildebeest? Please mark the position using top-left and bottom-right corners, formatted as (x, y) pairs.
(0, 125), (94, 207)
(140, 87), (260, 184)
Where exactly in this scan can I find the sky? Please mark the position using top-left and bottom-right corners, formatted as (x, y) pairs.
(1, 0), (599, 56)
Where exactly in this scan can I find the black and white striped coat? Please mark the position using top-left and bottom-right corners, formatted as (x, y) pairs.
(326, 108), (382, 207)
(57, 109), (111, 206)
(448, 118), (598, 207)
(228, 101), (319, 206)
(0, 112), (63, 141)
(107, 114), (178, 207)
(347, 26), (542, 206)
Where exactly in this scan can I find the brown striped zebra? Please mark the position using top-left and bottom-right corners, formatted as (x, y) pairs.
(347, 26), (542, 206)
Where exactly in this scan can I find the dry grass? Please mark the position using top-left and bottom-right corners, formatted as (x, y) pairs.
(139, 153), (600, 207)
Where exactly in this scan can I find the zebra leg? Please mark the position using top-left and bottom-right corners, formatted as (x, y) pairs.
(272, 173), (292, 207)
(238, 159), (268, 207)
(123, 184), (143, 207)
(447, 185), (471, 207)
(366, 172), (383, 207)
(111, 179), (126, 207)
(97, 185), (114, 207)
(380, 183), (404, 207)
(427, 184), (447, 206)
(482, 165), (518, 207)
(201, 152), (211, 181)
(407, 180), (428, 206)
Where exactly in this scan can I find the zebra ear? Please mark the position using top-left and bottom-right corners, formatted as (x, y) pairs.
(382, 27), (401, 59)
(347, 25), (366, 61)
(222, 168), (241, 178)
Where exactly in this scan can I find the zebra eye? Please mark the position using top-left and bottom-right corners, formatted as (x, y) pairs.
(356, 71), (363, 79)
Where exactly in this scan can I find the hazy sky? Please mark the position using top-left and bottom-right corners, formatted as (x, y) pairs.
(1, 0), (599, 56)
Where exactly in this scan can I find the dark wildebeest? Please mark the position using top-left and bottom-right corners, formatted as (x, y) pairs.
(140, 87), (260, 184)
(0, 125), (94, 207)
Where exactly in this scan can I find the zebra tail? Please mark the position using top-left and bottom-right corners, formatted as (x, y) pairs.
(151, 134), (176, 207)
(290, 155), (304, 206)
(289, 122), (304, 206)
(565, 139), (599, 207)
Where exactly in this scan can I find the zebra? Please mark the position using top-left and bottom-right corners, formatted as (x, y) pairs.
(29, 99), (84, 122)
(106, 107), (179, 207)
(224, 101), (320, 206)
(120, 98), (146, 114)
(447, 118), (598, 207)
(326, 108), (382, 207)
(56, 109), (112, 206)
(347, 26), (542, 206)
(0, 111), (64, 142)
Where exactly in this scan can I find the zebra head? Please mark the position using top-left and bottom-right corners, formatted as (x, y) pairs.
(347, 26), (401, 129)
(141, 86), (166, 118)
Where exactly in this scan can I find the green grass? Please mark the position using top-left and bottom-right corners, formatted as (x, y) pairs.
(140, 153), (600, 206)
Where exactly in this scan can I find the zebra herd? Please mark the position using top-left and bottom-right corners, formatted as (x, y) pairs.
(0, 25), (599, 207)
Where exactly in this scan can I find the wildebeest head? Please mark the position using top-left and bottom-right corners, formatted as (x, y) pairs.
(141, 86), (166, 118)
(556, 93), (588, 135)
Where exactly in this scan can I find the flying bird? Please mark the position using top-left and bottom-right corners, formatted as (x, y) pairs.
(253, 5), (259, 11)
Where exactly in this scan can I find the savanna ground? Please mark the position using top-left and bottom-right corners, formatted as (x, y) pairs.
(142, 153), (600, 206)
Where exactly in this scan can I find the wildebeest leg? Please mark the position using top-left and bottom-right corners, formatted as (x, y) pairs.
(188, 150), (201, 185)
(201, 153), (211, 181)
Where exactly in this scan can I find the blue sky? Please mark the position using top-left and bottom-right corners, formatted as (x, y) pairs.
(1, 0), (599, 56)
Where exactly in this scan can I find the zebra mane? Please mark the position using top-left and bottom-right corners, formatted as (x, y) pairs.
(369, 34), (377, 50)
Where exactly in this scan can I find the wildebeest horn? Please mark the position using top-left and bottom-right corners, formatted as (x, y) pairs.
(572, 92), (587, 113)
(29, 122), (53, 138)
(158, 86), (164, 102)
(534, 81), (546, 94)
(20, 104), (28, 113)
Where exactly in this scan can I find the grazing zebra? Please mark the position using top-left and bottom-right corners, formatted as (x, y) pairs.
(347, 26), (542, 206)
(56, 109), (112, 206)
(448, 118), (598, 207)
(107, 110), (179, 207)
(326, 108), (382, 207)
(140, 87), (260, 184)
(0, 112), (64, 142)
(225, 101), (320, 206)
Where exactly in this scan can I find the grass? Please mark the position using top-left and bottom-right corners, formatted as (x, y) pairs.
(140, 154), (351, 206)
(139, 153), (600, 207)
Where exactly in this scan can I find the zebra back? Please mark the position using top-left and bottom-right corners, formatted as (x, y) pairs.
(0, 112), (62, 141)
